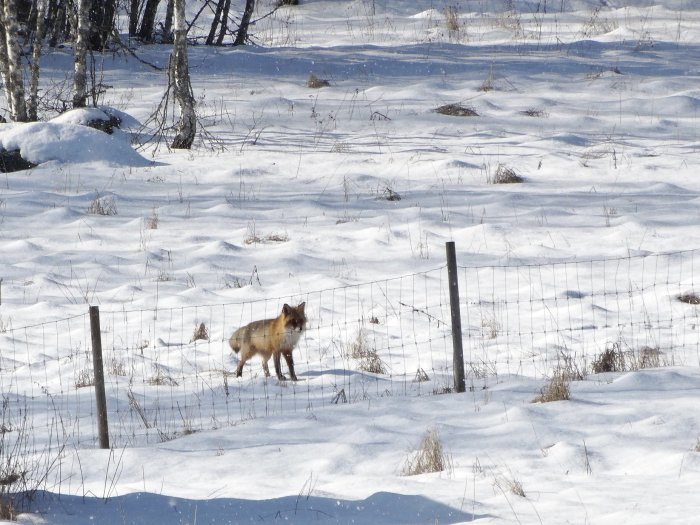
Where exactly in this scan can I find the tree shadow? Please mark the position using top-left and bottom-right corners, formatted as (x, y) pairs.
(21, 489), (486, 524)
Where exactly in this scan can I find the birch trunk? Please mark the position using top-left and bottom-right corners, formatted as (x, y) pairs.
(2, 0), (29, 121)
(28, 0), (47, 121)
(72, 0), (92, 108)
(170, 0), (195, 149)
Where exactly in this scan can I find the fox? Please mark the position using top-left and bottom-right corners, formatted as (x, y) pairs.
(229, 302), (306, 381)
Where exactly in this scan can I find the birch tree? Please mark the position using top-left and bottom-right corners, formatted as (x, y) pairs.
(72, 0), (92, 108)
(170, 0), (195, 149)
(28, 0), (47, 121)
(0, 0), (29, 121)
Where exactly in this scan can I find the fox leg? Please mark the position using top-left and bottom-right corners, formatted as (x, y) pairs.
(273, 352), (287, 381)
(235, 349), (253, 378)
(282, 350), (298, 381)
(261, 356), (271, 377)
(235, 357), (246, 377)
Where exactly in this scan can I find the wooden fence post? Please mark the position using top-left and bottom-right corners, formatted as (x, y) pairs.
(89, 306), (110, 449)
(446, 242), (466, 393)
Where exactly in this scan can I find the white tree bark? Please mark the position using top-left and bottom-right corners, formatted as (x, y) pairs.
(28, 0), (47, 121)
(1, 0), (28, 121)
(73, 0), (93, 108)
(170, 0), (196, 149)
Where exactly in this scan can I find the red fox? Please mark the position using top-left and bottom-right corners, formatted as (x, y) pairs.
(229, 302), (306, 381)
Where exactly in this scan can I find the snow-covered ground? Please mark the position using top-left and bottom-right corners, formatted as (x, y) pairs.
(1, 1), (700, 523)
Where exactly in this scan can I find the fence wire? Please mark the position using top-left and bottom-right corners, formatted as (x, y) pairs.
(1, 250), (699, 454)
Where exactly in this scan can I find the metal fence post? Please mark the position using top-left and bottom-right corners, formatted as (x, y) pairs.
(446, 242), (466, 393)
(89, 305), (110, 449)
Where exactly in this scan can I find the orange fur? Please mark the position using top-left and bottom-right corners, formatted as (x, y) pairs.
(229, 302), (306, 380)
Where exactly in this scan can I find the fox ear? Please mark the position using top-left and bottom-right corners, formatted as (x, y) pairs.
(298, 302), (305, 312)
(282, 304), (291, 315)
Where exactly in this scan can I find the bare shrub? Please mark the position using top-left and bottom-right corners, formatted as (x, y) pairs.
(108, 358), (127, 376)
(307, 74), (330, 88)
(145, 207), (159, 229)
(478, 66), (495, 92)
(494, 470), (526, 497)
(401, 428), (452, 476)
(678, 292), (700, 305)
(148, 367), (179, 386)
(75, 368), (94, 388)
(636, 346), (662, 369)
(0, 400), (64, 517)
(490, 164), (524, 184)
(591, 343), (626, 374)
(190, 322), (209, 343)
(521, 108), (548, 118)
(414, 368), (430, 382)
(533, 371), (570, 403)
(87, 193), (118, 216)
(348, 329), (387, 375)
(444, 6), (460, 34)
(435, 103), (478, 117)
(557, 351), (586, 381)
(377, 185), (401, 201)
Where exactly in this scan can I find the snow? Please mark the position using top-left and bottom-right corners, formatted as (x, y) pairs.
(1, 1), (700, 524)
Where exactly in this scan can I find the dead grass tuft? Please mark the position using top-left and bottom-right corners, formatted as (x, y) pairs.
(75, 368), (94, 388)
(377, 185), (401, 201)
(490, 164), (524, 184)
(444, 5), (460, 34)
(591, 344), (626, 374)
(190, 322), (209, 343)
(348, 329), (387, 375)
(307, 74), (330, 88)
(678, 292), (700, 305)
(87, 193), (118, 216)
(435, 103), (478, 117)
(0, 498), (16, 521)
(148, 368), (179, 386)
(533, 371), (570, 403)
(401, 428), (452, 476)
(521, 108), (548, 118)
(145, 207), (159, 229)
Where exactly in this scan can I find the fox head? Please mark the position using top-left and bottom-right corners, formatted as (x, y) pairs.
(281, 302), (306, 333)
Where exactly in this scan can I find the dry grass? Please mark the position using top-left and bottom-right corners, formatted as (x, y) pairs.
(401, 428), (452, 476)
(533, 371), (570, 403)
(435, 103), (478, 117)
(307, 74), (330, 88)
(377, 185), (401, 201)
(592, 344), (665, 374)
(87, 193), (118, 215)
(490, 164), (524, 184)
(521, 108), (548, 118)
(678, 292), (700, 305)
(494, 471), (526, 497)
(145, 206), (159, 229)
(0, 498), (16, 520)
(444, 5), (460, 34)
(148, 368), (179, 387)
(591, 344), (626, 373)
(75, 368), (94, 388)
(190, 322), (209, 343)
(694, 439), (700, 453)
(348, 329), (387, 375)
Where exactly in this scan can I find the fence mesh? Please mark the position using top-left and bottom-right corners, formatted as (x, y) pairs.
(1, 249), (699, 453)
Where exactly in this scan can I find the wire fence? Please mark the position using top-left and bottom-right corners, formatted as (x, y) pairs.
(1, 248), (700, 457)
